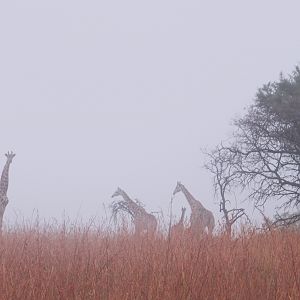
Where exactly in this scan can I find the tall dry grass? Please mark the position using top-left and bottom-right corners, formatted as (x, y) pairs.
(0, 222), (299, 299)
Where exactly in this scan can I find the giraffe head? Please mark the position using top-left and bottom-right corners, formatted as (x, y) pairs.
(173, 181), (183, 195)
(112, 187), (123, 198)
(5, 151), (16, 164)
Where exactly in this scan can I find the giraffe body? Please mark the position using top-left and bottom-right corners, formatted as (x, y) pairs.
(112, 188), (157, 235)
(173, 182), (215, 235)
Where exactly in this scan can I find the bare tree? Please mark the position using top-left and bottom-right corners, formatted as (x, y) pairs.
(206, 66), (300, 226)
(204, 147), (248, 236)
(273, 210), (300, 228)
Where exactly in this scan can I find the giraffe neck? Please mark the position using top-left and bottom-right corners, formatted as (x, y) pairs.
(120, 191), (144, 217)
(0, 161), (11, 196)
(181, 185), (204, 211)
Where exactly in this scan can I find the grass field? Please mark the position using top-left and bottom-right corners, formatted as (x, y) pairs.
(0, 223), (299, 299)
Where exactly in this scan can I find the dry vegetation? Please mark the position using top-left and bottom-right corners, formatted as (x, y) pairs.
(0, 222), (299, 300)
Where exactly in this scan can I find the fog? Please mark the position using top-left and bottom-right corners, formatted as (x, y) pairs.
(0, 1), (299, 225)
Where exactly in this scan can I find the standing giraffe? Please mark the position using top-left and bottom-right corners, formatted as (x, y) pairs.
(170, 207), (186, 236)
(173, 182), (215, 235)
(0, 152), (16, 231)
(111, 187), (157, 235)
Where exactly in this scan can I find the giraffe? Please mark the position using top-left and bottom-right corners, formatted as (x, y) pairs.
(0, 152), (16, 231)
(173, 181), (215, 235)
(111, 187), (157, 235)
(170, 207), (186, 236)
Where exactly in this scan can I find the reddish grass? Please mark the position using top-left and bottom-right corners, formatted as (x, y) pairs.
(0, 224), (299, 299)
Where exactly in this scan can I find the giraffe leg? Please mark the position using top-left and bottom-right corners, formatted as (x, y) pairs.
(207, 214), (215, 235)
(0, 206), (5, 233)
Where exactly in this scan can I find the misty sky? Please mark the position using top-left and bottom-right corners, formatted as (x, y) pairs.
(1, 1), (300, 226)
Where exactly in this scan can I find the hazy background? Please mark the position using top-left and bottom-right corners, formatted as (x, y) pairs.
(0, 1), (299, 225)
